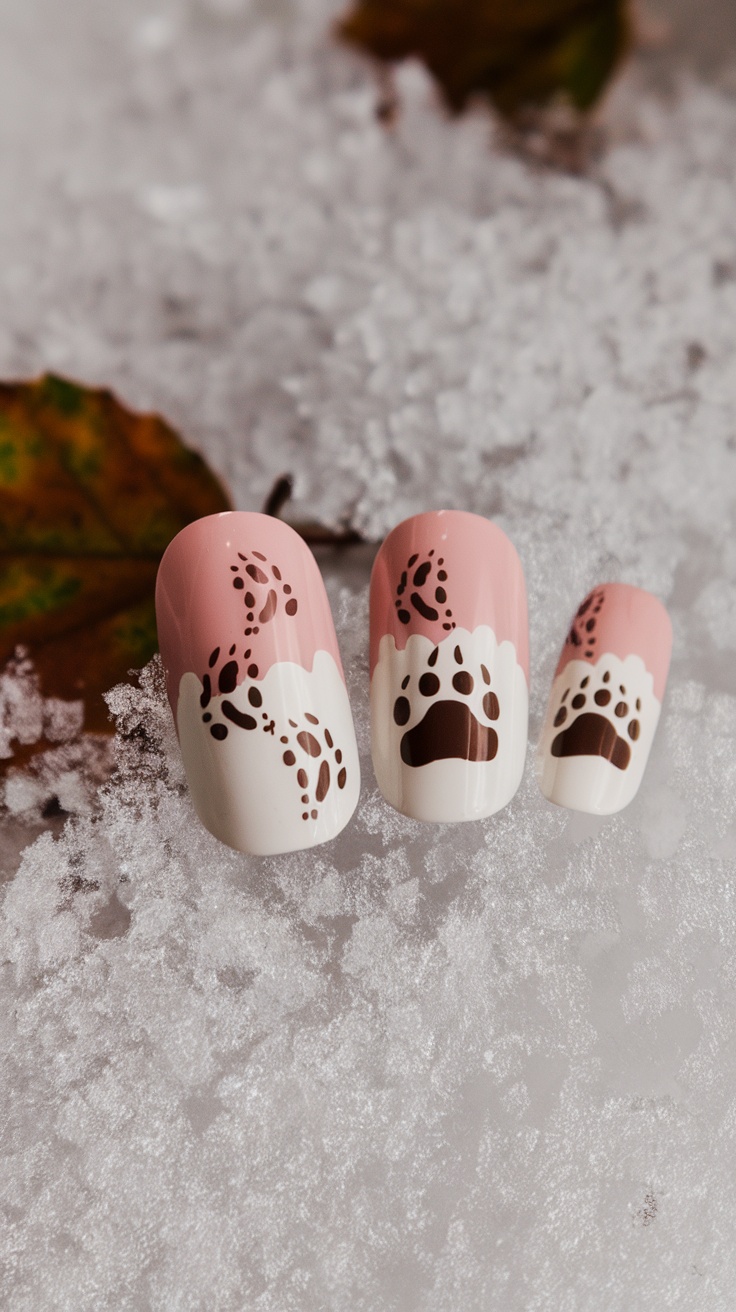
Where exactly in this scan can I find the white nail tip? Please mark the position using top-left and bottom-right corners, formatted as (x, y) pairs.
(537, 654), (661, 815)
(371, 627), (528, 823)
(177, 651), (360, 854)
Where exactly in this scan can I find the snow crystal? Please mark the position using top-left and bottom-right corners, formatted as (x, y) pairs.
(2, 0), (736, 1307)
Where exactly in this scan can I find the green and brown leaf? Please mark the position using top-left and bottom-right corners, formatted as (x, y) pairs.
(337, 0), (632, 117)
(0, 374), (231, 753)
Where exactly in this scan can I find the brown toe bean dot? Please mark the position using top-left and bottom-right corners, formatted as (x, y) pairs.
(337, 767), (347, 789)
(572, 693), (586, 710)
(452, 671), (473, 695)
(297, 732), (322, 757)
(481, 664), (491, 685)
(602, 671), (610, 683)
(554, 707), (567, 726)
(218, 660), (238, 694)
(283, 750), (296, 766)
(483, 691), (500, 721)
(615, 702), (628, 717)
(393, 697), (411, 726)
(581, 676), (590, 688)
(419, 672), (440, 697)
(628, 720), (640, 741)
(594, 689), (611, 706)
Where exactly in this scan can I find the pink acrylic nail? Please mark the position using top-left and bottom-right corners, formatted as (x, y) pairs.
(156, 511), (359, 854)
(538, 582), (672, 814)
(370, 510), (529, 822)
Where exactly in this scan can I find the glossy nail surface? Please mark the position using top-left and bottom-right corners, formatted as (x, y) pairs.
(370, 510), (529, 823)
(156, 511), (360, 855)
(537, 582), (672, 815)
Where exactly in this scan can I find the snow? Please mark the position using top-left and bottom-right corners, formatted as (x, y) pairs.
(2, 0), (736, 1306)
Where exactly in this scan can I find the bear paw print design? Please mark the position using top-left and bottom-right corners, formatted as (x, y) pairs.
(199, 644), (262, 739)
(201, 648), (347, 820)
(564, 588), (606, 660)
(551, 668), (641, 770)
(395, 550), (456, 632)
(229, 549), (297, 637)
(392, 643), (500, 766)
(281, 714), (347, 821)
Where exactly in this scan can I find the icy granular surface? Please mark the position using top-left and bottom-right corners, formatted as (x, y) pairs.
(2, 0), (736, 1307)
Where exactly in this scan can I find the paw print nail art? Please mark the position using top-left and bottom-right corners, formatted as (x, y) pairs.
(156, 512), (360, 855)
(370, 510), (528, 823)
(538, 583), (672, 815)
(392, 644), (500, 767)
(229, 548), (298, 636)
(395, 550), (456, 630)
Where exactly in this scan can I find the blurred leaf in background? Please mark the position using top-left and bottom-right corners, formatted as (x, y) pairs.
(337, 0), (632, 117)
(0, 375), (230, 759)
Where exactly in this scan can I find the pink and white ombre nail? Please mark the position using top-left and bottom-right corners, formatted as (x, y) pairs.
(370, 511), (529, 823)
(537, 583), (672, 815)
(155, 512), (360, 855)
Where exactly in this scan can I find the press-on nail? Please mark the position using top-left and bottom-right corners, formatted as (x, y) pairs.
(537, 582), (672, 815)
(156, 511), (360, 854)
(370, 510), (529, 822)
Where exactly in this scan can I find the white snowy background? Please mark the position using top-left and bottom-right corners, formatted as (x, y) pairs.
(1, 0), (736, 1307)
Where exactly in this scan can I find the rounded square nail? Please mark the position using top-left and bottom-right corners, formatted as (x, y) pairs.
(156, 511), (360, 855)
(370, 510), (529, 822)
(537, 582), (672, 815)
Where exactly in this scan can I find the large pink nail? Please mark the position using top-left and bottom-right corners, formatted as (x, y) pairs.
(370, 510), (529, 822)
(156, 512), (360, 854)
(538, 582), (672, 814)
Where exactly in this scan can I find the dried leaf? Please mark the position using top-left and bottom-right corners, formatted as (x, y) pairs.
(0, 374), (231, 753)
(337, 0), (632, 117)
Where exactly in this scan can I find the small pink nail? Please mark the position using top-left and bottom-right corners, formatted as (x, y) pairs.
(370, 510), (529, 822)
(538, 582), (672, 814)
(156, 511), (360, 854)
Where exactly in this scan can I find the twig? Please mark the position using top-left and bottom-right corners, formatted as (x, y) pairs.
(261, 473), (365, 546)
